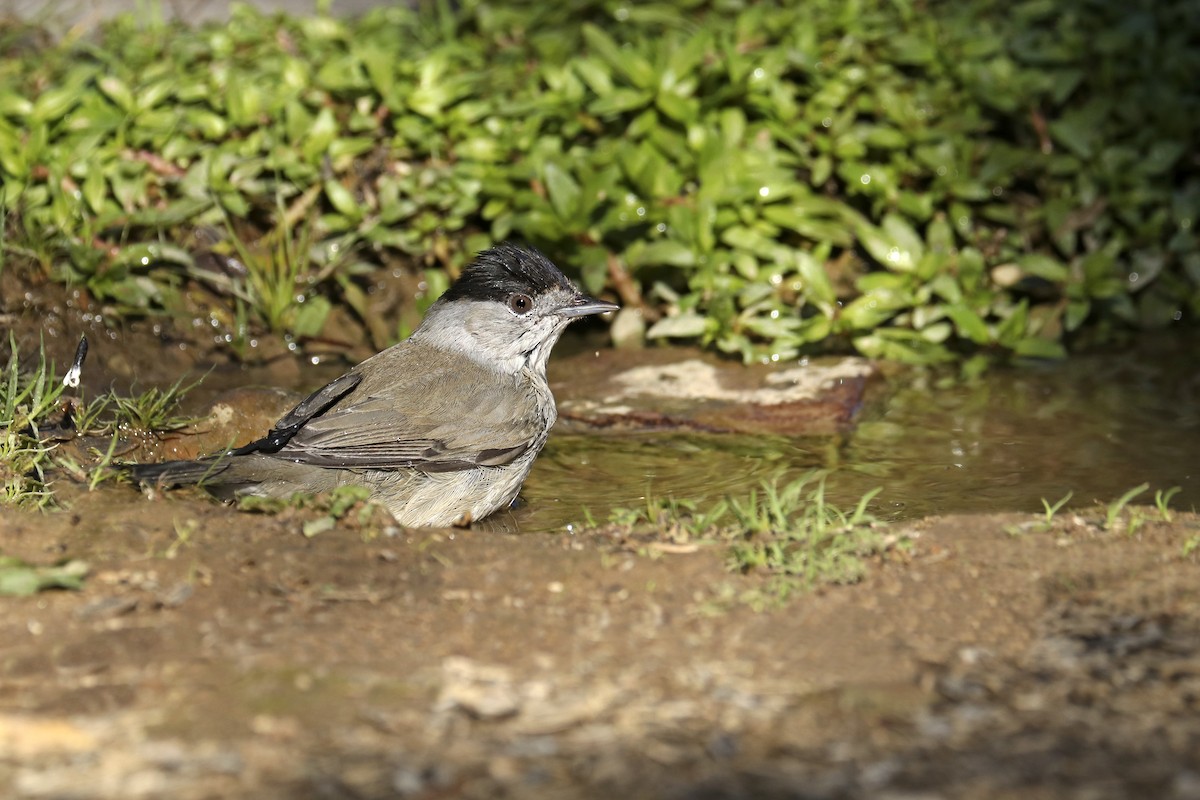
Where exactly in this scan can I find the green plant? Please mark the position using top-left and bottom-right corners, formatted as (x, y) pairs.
(1103, 482), (1150, 531)
(725, 475), (885, 589)
(0, 554), (89, 595)
(1, 0), (1195, 362)
(1184, 535), (1200, 559)
(593, 471), (897, 603)
(0, 335), (69, 508)
(1041, 491), (1074, 524)
(237, 484), (389, 538)
(106, 376), (199, 433)
(0, 335), (204, 509)
(1155, 486), (1182, 522)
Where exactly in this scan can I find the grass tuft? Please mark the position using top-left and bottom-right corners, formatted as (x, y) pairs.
(591, 471), (905, 606)
(0, 336), (200, 510)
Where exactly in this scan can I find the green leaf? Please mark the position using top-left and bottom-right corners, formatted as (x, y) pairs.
(31, 86), (79, 122)
(582, 24), (656, 90)
(761, 205), (854, 247)
(538, 164), (578, 225)
(626, 239), (696, 269)
(0, 91), (33, 117)
(0, 556), (88, 596)
(589, 88), (652, 116)
(796, 252), (836, 310)
(1048, 111), (1098, 159)
(647, 312), (710, 339)
(97, 75), (135, 113)
(1017, 254), (1069, 282)
(1143, 141), (1185, 176)
(292, 295), (332, 338)
(323, 179), (362, 222)
(839, 287), (910, 330)
(856, 214), (924, 272)
(944, 304), (990, 344)
(656, 90), (697, 124)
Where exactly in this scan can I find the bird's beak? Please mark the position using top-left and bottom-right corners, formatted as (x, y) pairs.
(559, 293), (619, 318)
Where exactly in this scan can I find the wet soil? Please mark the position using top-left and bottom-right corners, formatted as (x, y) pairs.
(2, 496), (1199, 799)
(4, 273), (1200, 798)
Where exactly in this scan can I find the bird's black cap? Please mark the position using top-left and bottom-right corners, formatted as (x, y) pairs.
(439, 243), (576, 305)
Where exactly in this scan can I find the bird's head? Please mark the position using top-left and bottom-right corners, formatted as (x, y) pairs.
(414, 243), (618, 375)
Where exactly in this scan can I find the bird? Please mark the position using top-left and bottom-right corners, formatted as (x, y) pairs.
(126, 243), (618, 527)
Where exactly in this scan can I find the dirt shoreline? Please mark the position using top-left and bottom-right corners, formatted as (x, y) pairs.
(3, 492), (1198, 799)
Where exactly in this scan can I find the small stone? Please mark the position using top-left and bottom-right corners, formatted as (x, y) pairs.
(74, 595), (138, 620)
(436, 657), (520, 719)
(157, 583), (193, 608)
(609, 307), (646, 350)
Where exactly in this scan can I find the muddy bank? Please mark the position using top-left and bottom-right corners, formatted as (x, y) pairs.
(2, 494), (1198, 799)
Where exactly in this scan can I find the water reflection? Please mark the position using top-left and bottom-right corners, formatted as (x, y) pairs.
(508, 336), (1199, 533)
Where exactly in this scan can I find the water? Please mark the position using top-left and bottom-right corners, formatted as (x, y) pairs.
(509, 334), (1200, 532)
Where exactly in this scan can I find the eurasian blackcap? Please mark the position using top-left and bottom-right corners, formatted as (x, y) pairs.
(128, 243), (618, 527)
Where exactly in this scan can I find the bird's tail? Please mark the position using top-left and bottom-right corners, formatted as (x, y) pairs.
(122, 457), (232, 488)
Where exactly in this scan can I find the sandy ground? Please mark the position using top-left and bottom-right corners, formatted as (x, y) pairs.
(2, 484), (1199, 799)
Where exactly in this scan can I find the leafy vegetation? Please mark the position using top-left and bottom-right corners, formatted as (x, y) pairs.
(593, 472), (905, 605)
(1008, 482), (1185, 537)
(0, 336), (193, 509)
(237, 484), (395, 539)
(0, 0), (1195, 362)
(1, 336), (71, 508)
(0, 554), (88, 595)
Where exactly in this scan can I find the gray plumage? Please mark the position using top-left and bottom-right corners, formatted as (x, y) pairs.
(128, 243), (617, 527)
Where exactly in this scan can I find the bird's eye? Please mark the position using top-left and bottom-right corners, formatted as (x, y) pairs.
(508, 293), (533, 315)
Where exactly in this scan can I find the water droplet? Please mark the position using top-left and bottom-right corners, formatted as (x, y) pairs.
(752, 67), (765, 80)
(860, 174), (871, 185)
(1128, 272), (1139, 284)
(758, 186), (770, 198)
(310, 355), (321, 365)
(636, 206), (646, 217)
(655, 223), (666, 233)
(140, 256), (150, 266)
(821, 117), (833, 128)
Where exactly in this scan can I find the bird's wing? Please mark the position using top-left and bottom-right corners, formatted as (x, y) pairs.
(262, 349), (543, 472)
(230, 372), (363, 456)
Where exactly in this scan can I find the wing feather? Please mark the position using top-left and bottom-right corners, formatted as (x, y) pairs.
(262, 345), (542, 473)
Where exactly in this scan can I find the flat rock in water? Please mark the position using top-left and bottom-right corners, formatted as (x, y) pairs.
(551, 348), (876, 435)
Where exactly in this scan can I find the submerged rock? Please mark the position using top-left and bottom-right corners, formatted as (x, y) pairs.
(551, 348), (875, 435)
